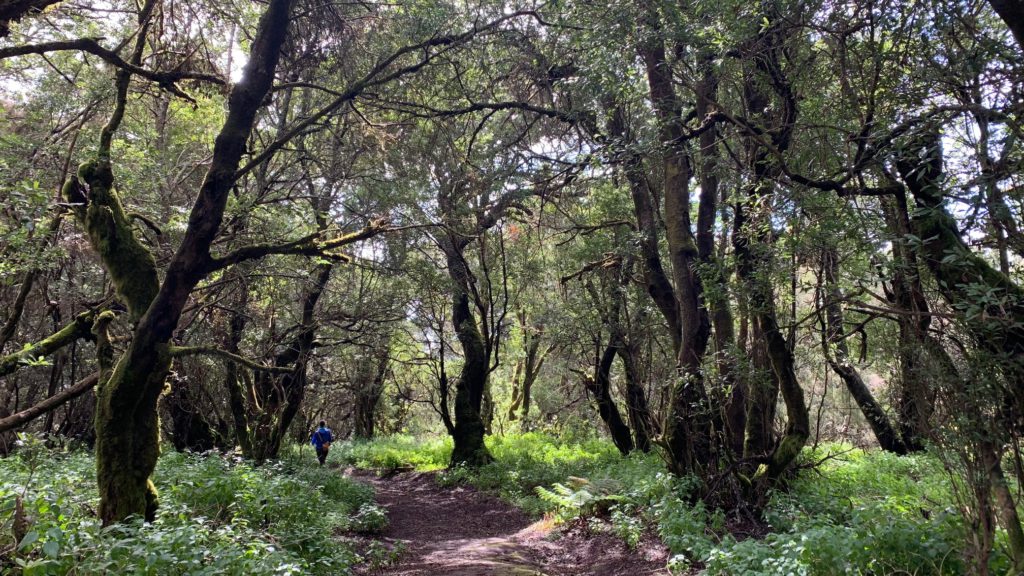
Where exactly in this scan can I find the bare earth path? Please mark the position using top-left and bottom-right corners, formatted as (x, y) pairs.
(348, 468), (669, 576)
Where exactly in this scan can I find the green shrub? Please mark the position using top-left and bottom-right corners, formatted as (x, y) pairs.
(334, 435), (451, 471)
(1, 439), (381, 575)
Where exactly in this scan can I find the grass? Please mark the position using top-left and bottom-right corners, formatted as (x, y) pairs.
(0, 435), (388, 575)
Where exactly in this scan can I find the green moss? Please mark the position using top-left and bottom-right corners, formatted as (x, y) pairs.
(95, 342), (171, 524)
(0, 310), (94, 377)
(67, 159), (159, 323)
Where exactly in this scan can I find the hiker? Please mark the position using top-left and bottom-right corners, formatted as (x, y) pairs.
(310, 420), (333, 466)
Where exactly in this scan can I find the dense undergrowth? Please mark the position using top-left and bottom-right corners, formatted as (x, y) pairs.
(338, 432), (998, 575)
(0, 436), (388, 575)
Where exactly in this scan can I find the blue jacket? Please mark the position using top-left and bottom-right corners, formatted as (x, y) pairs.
(310, 427), (333, 448)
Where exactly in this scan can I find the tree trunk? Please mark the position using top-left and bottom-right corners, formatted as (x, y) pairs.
(165, 373), (216, 452)
(224, 276), (252, 455)
(880, 195), (934, 450)
(987, 0), (1024, 52)
(638, 11), (713, 475)
(354, 344), (390, 439)
(247, 264), (332, 461)
(982, 440), (1024, 573)
(694, 52), (744, 457)
(443, 234), (493, 466)
(0, 0), (63, 37)
(618, 339), (653, 452)
(585, 343), (634, 455)
(821, 247), (907, 454)
(90, 0), (294, 523)
(896, 133), (1024, 424)
(606, 103), (681, 351)
(734, 17), (809, 484)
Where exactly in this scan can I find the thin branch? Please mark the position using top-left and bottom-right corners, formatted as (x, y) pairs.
(234, 10), (541, 179)
(169, 345), (292, 373)
(0, 38), (226, 100)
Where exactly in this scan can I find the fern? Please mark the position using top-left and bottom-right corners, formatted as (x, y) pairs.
(535, 479), (625, 520)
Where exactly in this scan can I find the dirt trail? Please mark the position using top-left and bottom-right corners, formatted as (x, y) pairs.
(348, 468), (669, 576)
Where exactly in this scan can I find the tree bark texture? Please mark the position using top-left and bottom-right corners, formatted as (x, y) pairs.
(442, 234), (493, 466)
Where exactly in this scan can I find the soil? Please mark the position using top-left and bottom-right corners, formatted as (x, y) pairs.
(347, 468), (670, 576)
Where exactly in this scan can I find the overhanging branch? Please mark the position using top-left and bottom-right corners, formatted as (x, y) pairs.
(206, 218), (389, 272)
(0, 38), (226, 100)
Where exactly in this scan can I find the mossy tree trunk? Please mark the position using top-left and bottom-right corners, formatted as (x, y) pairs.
(443, 232), (494, 466)
(895, 132), (1024, 566)
(896, 132), (1024, 412)
(880, 195), (936, 451)
(605, 257), (655, 452)
(83, 0), (295, 524)
(732, 16), (808, 485)
(694, 52), (744, 458)
(638, 8), (715, 475)
(507, 309), (550, 431)
(223, 269), (253, 456)
(618, 337), (654, 453)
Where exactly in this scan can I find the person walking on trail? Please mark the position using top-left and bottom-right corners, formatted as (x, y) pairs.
(310, 421), (333, 466)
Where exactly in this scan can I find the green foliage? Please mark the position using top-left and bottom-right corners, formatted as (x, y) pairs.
(0, 443), (383, 575)
(535, 478), (625, 521)
(334, 434), (453, 472)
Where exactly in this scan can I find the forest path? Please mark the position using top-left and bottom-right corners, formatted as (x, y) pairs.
(347, 468), (669, 576)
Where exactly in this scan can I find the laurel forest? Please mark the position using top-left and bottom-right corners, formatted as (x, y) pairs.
(1, 0), (1023, 573)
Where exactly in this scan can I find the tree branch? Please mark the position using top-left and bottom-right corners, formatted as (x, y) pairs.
(0, 372), (99, 433)
(169, 345), (293, 373)
(234, 10), (541, 180)
(206, 218), (389, 272)
(0, 310), (96, 378)
(0, 38), (226, 101)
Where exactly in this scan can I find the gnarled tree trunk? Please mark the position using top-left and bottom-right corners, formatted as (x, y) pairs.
(443, 233), (493, 466)
(86, 0), (295, 523)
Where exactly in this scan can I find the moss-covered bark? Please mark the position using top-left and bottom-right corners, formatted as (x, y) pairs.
(63, 161), (158, 324)
(449, 285), (494, 466)
(87, 0), (295, 523)
(95, 340), (168, 523)
(638, 16), (715, 475)
(897, 133), (1024, 417)
(0, 310), (95, 377)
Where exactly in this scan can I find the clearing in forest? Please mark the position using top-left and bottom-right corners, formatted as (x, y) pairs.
(347, 468), (669, 576)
